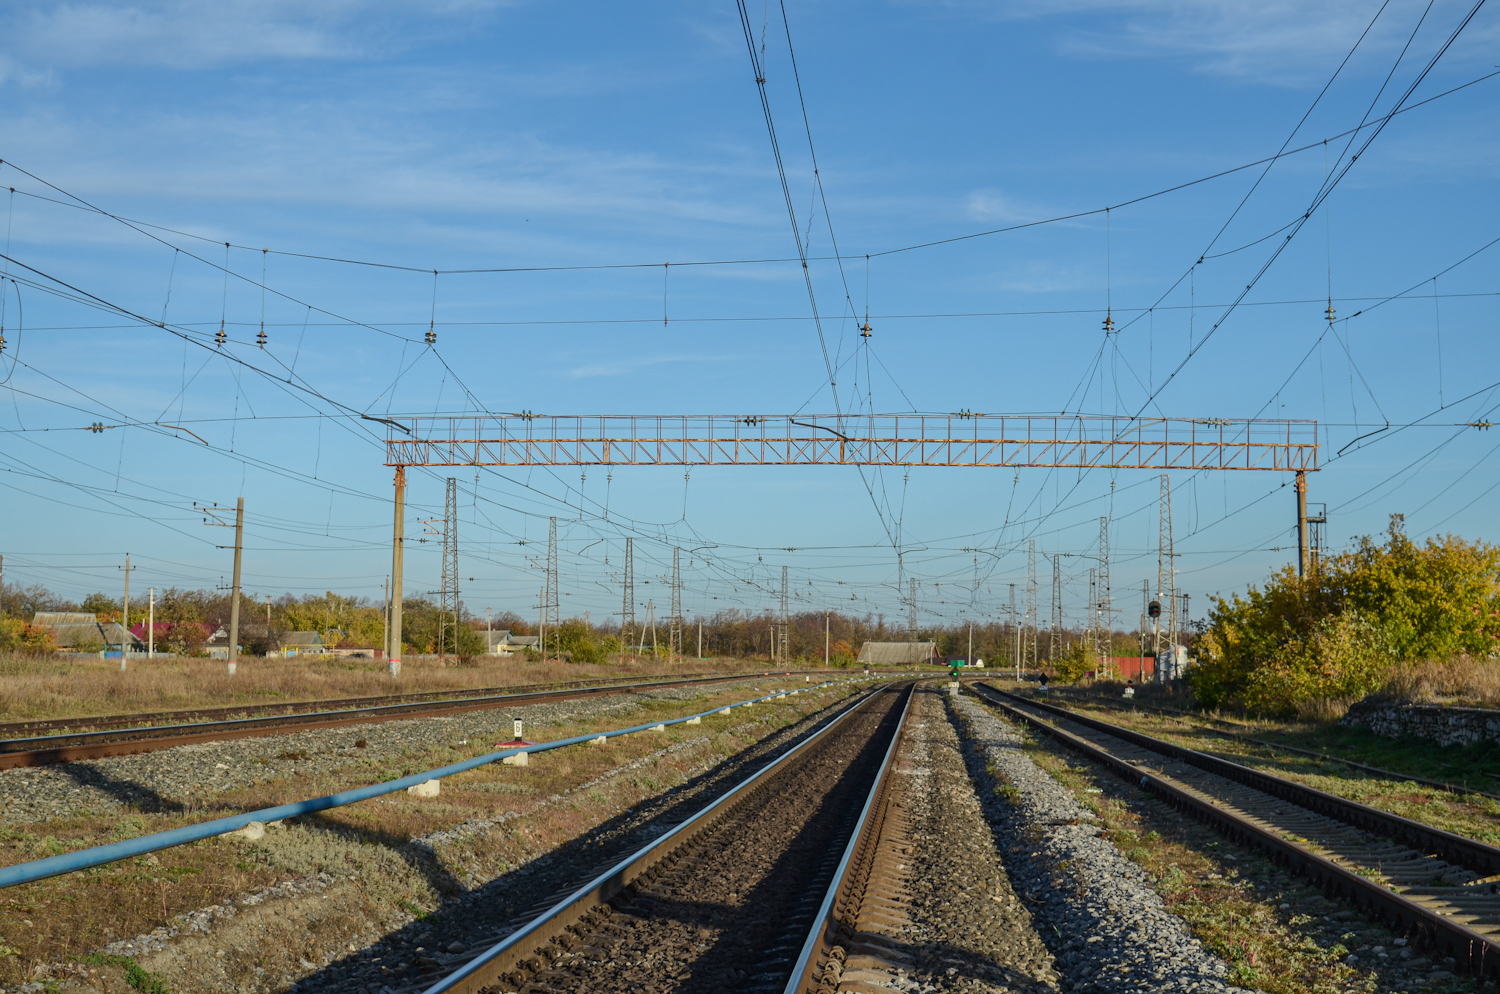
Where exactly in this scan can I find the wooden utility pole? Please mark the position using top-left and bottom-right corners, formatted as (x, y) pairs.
(390, 467), (405, 677)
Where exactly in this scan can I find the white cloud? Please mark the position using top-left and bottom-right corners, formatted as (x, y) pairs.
(6, 2), (364, 70)
(0, 1), (520, 74)
(965, 188), (1052, 223)
(917, 0), (1474, 84)
(994, 260), (1097, 293)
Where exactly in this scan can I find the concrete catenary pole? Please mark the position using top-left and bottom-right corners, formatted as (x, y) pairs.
(390, 466), (405, 678)
(228, 498), (243, 674)
(120, 554), (133, 670)
(148, 588), (155, 658)
(1295, 470), (1309, 578)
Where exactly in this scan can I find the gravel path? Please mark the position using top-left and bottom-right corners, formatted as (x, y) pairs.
(949, 691), (1232, 994)
(0, 681), (784, 824)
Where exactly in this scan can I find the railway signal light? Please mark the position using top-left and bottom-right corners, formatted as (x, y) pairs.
(1148, 599), (1161, 620)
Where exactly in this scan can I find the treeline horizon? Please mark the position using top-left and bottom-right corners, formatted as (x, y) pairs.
(0, 582), (1185, 661)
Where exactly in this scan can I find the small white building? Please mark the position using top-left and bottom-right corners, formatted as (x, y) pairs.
(856, 641), (938, 666)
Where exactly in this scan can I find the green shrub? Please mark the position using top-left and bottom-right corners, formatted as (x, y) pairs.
(1191, 515), (1500, 713)
(1051, 642), (1097, 683)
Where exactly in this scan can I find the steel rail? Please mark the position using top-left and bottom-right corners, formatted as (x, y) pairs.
(969, 683), (1500, 980)
(420, 682), (915, 994)
(0, 671), (825, 770)
(1056, 689), (1500, 801)
(982, 684), (1500, 877)
(0, 669), (807, 738)
(0, 680), (851, 890)
(781, 682), (915, 993)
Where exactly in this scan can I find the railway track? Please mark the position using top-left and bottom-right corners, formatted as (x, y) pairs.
(0, 671), (815, 770)
(415, 681), (914, 994)
(970, 682), (1500, 981)
(1053, 688), (1500, 801)
(0, 670), (808, 738)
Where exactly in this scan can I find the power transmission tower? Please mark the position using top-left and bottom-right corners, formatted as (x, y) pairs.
(908, 578), (918, 642)
(545, 516), (559, 656)
(1007, 583), (1018, 679)
(1025, 541), (1037, 670)
(621, 537), (635, 651)
(778, 564), (789, 663)
(1156, 475), (1175, 656)
(1098, 515), (1111, 674)
(1087, 567), (1098, 659)
(439, 477), (459, 661)
(1049, 554), (1062, 664)
(669, 546), (683, 661)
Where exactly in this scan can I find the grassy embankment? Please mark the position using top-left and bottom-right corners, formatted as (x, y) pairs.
(0, 651), (839, 723)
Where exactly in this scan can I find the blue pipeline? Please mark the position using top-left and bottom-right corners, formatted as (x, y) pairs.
(0, 681), (843, 890)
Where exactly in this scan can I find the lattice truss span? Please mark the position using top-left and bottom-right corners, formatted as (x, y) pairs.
(384, 414), (1319, 471)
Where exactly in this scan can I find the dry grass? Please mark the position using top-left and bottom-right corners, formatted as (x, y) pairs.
(0, 651), (813, 722)
(1376, 656), (1500, 708)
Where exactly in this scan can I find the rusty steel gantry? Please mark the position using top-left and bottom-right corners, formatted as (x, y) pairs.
(381, 413), (1320, 675)
(384, 413), (1318, 471)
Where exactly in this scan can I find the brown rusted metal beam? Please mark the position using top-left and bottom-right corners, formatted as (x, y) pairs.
(384, 414), (1319, 471)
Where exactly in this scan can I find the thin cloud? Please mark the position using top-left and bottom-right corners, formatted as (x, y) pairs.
(567, 353), (734, 378)
(918, 0), (1449, 84)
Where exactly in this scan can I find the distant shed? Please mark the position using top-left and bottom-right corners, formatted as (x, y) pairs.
(33, 612), (101, 627)
(857, 641), (938, 666)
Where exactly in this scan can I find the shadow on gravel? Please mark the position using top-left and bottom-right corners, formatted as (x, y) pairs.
(296, 812), (470, 899)
(55, 761), (187, 813)
(290, 693), (863, 994)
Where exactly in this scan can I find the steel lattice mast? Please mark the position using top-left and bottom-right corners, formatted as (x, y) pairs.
(1049, 555), (1062, 665)
(1025, 541), (1037, 671)
(779, 564), (789, 664)
(439, 477), (458, 661)
(545, 516), (559, 656)
(669, 547), (683, 661)
(621, 537), (634, 651)
(1097, 514), (1111, 675)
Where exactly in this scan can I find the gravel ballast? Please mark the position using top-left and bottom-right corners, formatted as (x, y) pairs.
(1, 681), (876, 994)
(848, 686), (1060, 994)
(949, 691), (1232, 993)
(0, 681), (795, 823)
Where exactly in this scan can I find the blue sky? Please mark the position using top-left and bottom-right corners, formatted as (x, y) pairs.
(0, 0), (1497, 633)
